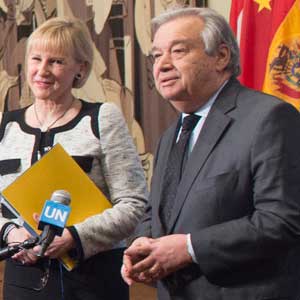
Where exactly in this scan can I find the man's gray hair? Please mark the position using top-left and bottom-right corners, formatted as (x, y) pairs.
(151, 7), (241, 77)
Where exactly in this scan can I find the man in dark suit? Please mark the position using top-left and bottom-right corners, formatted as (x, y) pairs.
(122, 6), (300, 300)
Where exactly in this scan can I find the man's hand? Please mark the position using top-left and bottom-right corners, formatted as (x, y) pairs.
(122, 234), (193, 285)
(121, 237), (154, 285)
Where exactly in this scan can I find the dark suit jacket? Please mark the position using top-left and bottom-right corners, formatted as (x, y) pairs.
(137, 78), (300, 300)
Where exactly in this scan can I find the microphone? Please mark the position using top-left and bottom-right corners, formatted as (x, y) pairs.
(37, 190), (71, 257)
(0, 237), (39, 261)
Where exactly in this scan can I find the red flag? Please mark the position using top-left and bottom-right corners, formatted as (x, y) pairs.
(229, 0), (244, 36)
(230, 0), (300, 109)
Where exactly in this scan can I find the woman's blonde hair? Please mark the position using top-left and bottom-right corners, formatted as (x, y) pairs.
(26, 17), (94, 88)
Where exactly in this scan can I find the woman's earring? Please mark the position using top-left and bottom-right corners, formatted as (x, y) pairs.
(75, 73), (82, 80)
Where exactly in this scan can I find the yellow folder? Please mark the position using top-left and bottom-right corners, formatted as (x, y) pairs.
(1, 143), (112, 270)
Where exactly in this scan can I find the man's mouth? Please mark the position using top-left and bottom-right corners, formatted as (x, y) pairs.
(160, 76), (179, 87)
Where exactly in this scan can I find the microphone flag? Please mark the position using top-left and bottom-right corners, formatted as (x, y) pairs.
(38, 200), (71, 235)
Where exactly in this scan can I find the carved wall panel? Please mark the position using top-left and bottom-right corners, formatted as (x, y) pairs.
(0, 0), (207, 186)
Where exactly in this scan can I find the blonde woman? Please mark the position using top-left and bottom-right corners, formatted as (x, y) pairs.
(0, 17), (147, 300)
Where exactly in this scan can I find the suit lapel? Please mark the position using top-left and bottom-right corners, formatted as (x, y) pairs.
(155, 118), (181, 235)
(166, 78), (241, 233)
(158, 118), (181, 192)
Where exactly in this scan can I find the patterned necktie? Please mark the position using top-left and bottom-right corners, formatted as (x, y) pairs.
(160, 114), (200, 231)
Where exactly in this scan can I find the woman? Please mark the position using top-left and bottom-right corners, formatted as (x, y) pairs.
(0, 17), (147, 300)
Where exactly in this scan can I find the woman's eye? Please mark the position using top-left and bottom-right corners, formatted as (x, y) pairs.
(50, 59), (64, 65)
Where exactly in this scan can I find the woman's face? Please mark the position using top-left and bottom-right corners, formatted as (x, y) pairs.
(27, 45), (82, 103)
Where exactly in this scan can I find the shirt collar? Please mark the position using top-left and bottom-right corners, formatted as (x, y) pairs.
(182, 80), (228, 120)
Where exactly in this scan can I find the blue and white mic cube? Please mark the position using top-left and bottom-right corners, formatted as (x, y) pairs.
(38, 200), (71, 236)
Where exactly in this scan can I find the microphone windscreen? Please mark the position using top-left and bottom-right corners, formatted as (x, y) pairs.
(51, 190), (71, 206)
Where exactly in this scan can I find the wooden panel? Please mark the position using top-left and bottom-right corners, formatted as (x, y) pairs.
(130, 283), (156, 300)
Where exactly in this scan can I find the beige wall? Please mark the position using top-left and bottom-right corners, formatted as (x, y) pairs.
(208, 0), (231, 20)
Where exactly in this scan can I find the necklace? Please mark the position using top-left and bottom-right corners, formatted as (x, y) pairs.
(34, 98), (75, 132)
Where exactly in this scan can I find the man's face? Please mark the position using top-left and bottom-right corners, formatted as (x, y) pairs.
(151, 16), (223, 112)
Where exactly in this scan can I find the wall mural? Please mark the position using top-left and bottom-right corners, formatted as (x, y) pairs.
(0, 0), (207, 186)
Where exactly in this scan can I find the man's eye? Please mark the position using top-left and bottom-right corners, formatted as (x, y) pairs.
(152, 53), (162, 60)
(172, 48), (186, 54)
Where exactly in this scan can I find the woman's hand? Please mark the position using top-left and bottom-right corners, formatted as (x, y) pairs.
(33, 228), (75, 259)
(8, 227), (39, 265)
(32, 213), (75, 258)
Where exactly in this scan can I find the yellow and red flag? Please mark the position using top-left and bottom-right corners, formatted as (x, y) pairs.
(230, 0), (300, 109)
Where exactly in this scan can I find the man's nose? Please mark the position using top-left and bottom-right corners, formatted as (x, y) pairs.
(157, 52), (173, 72)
